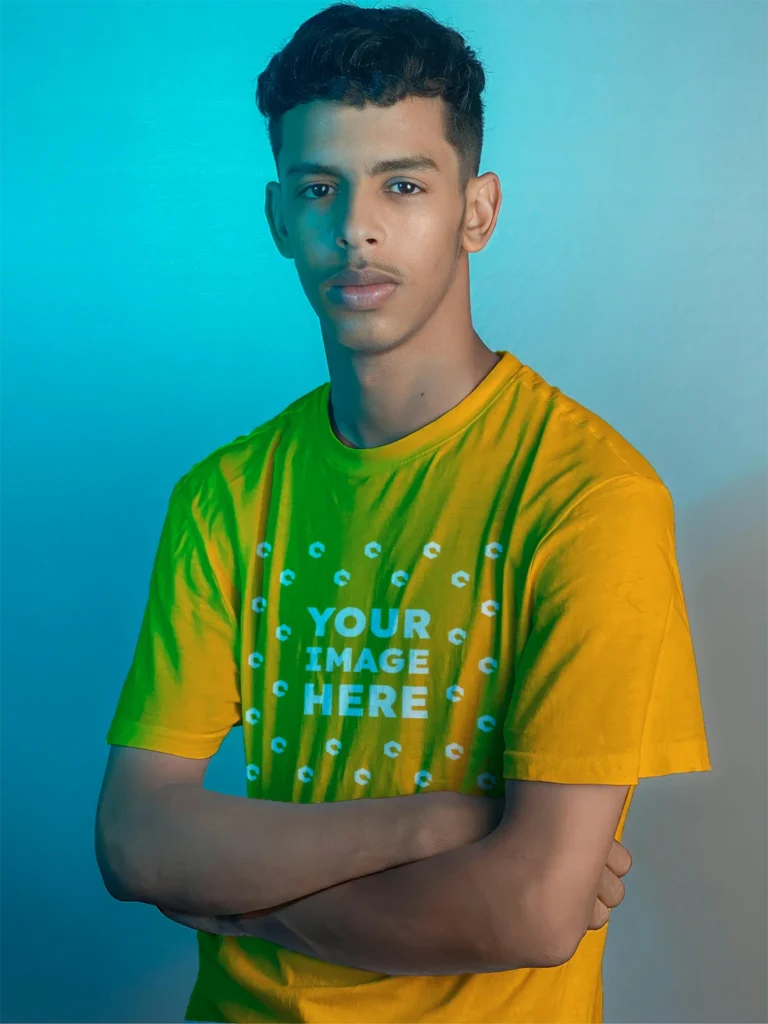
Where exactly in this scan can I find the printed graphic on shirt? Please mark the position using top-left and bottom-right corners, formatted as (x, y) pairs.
(241, 532), (513, 804)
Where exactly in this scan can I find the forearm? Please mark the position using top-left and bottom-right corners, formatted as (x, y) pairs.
(222, 833), (549, 975)
(159, 901), (316, 955)
(112, 784), (442, 916)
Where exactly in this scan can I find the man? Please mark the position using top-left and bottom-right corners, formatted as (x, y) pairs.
(95, 4), (712, 1022)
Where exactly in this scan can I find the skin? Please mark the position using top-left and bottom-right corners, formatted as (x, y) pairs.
(263, 94), (504, 451)
(158, 839), (631, 938)
(156, 97), (637, 943)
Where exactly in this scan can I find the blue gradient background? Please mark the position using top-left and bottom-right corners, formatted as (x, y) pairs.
(1, 2), (766, 1022)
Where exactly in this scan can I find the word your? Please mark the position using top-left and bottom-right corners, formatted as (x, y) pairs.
(308, 606), (431, 639)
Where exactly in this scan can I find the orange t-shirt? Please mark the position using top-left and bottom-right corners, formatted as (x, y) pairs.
(107, 349), (712, 1023)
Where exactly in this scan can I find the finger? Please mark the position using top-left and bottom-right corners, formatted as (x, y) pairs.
(238, 908), (272, 920)
(597, 865), (626, 910)
(606, 839), (632, 877)
(588, 898), (610, 931)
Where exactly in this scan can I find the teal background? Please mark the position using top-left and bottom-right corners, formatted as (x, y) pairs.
(1, 2), (765, 1022)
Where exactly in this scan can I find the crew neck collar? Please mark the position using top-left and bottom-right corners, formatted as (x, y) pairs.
(313, 349), (522, 473)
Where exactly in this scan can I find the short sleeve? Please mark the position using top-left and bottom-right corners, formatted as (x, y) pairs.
(503, 474), (712, 785)
(106, 475), (242, 758)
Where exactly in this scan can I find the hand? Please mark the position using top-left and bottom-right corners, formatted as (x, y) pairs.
(158, 906), (251, 936)
(157, 904), (285, 941)
(238, 906), (272, 921)
(587, 839), (633, 931)
(237, 895), (309, 921)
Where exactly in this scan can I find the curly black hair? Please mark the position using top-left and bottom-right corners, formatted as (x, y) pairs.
(255, 2), (486, 194)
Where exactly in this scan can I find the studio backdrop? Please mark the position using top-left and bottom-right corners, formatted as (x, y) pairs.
(1, 1), (766, 1022)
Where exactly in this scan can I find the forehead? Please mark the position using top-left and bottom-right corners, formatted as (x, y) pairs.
(279, 96), (451, 177)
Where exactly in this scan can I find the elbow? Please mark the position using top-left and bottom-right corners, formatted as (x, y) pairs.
(534, 923), (582, 969)
(95, 845), (143, 903)
(529, 902), (586, 969)
(103, 879), (142, 904)
(94, 820), (152, 905)
(494, 882), (583, 972)
(98, 861), (145, 904)
(500, 922), (579, 971)
(501, 928), (575, 972)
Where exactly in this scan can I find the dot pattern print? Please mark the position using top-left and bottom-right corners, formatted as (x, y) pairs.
(241, 530), (515, 805)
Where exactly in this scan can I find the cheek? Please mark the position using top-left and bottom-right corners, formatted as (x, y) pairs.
(424, 241), (461, 281)
(424, 220), (464, 270)
(402, 222), (459, 272)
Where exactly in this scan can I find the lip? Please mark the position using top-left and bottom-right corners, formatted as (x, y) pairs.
(326, 267), (399, 287)
(329, 282), (399, 311)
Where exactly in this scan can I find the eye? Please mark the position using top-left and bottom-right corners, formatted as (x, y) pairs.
(299, 180), (424, 200)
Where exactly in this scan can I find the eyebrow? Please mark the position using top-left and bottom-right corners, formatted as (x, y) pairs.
(285, 154), (441, 178)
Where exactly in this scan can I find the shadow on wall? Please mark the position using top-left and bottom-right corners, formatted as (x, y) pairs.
(604, 465), (768, 1024)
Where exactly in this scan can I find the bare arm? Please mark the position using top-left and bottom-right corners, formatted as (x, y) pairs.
(155, 785), (634, 976)
(157, 820), (553, 975)
(96, 746), (500, 918)
(215, 791), (633, 975)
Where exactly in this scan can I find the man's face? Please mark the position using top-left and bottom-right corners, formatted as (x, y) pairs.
(265, 95), (474, 356)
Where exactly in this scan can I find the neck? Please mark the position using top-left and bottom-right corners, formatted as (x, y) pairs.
(326, 334), (500, 450)
(321, 254), (501, 451)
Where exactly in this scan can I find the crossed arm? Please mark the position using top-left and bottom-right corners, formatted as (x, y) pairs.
(156, 779), (631, 975)
(158, 822), (553, 976)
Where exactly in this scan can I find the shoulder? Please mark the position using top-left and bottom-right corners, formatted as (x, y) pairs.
(173, 383), (326, 503)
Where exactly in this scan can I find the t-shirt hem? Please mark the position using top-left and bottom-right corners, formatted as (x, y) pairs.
(503, 738), (712, 784)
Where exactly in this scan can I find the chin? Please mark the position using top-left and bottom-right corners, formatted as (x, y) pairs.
(333, 332), (409, 357)
(322, 317), (408, 355)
